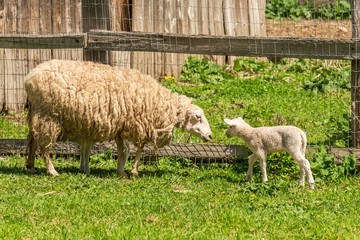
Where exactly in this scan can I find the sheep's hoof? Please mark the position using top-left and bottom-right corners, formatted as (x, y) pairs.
(118, 171), (128, 179)
(244, 176), (251, 182)
(308, 183), (315, 190)
(28, 167), (37, 175)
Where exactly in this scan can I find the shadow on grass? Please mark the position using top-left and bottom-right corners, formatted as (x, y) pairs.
(0, 164), (176, 180)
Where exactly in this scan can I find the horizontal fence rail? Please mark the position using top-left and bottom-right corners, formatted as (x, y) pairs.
(1, 31), (360, 60)
(0, 34), (85, 49)
(1, 139), (359, 165)
(87, 30), (360, 60)
(0, 139), (249, 163)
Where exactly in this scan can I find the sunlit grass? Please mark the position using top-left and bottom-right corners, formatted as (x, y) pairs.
(0, 155), (359, 239)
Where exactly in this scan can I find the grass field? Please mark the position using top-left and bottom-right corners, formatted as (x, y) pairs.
(0, 57), (357, 239)
(0, 154), (360, 239)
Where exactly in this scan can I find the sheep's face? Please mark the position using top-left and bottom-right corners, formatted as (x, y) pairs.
(224, 118), (242, 138)
(182, 108), (212, 142)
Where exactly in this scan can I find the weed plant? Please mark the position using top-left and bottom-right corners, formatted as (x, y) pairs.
(266, 0), (351, 20)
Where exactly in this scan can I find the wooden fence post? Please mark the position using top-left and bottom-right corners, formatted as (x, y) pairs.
(351, 0), (360, 147)
(82, 0), (110, 63)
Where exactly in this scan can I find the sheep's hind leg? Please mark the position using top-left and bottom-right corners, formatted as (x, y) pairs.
(116, 139), (130, 178)
(130, 144), (144, 178)
(39, 146), (59, 176)
(29, 110), (61, 176)
(25, 130), (37, 174)
(245, 154), (258, 181)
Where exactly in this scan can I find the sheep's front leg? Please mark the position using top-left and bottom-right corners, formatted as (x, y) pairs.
(79, 142), (93, 174)
(245, 154), (257, 181)
(130, 144), (144, 178)
(116, 139), (130, 178)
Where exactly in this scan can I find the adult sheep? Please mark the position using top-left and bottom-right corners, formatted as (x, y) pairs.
(25, 60), (212, 177)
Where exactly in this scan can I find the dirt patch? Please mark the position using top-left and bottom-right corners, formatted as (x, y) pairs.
(266, 19), (352, 39)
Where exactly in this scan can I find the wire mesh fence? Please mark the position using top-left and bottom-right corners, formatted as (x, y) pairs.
(0, 0), (359, 164)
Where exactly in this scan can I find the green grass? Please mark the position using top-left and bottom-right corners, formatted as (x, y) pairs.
(0, 112), (28, 139)
(1, 154), (360, 239)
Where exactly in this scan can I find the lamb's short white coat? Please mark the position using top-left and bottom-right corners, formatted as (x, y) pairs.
(224, 117), (315, 189)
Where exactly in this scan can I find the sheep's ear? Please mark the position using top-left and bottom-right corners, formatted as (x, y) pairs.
(224, 118), (234, 125)
(237, 117), (243, 121)
(186, 109), (196, 118)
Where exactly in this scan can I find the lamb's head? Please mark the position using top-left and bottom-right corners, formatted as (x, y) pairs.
(224, 117), (245, 138)
(182, 106), (212, 142)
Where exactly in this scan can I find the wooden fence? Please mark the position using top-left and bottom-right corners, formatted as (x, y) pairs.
(0, 0), (266, 113)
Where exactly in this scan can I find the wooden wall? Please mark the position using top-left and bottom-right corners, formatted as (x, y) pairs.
(0, 0), (266, 113)
(131, 0), (266, 78)
(0, 0), (83, 113)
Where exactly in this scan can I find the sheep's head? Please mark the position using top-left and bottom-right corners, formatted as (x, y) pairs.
(182, 107), (212, 142)
(224, 117), (244, 138)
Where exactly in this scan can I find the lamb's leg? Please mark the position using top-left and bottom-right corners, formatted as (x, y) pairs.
(25, 130), (37, 174)
(298, 165), (305, 187)
(245, 154), (257, 181)
(40, 146), (59, 176)
(256, 150), (268, 182)
(116, 139), (130, 178)
(130, 144), (144, 178)
(302, 158), (315, 190)
(79, 142), (93, 174)
(259, 157), (268, 182)
(291, 152), (315, 190)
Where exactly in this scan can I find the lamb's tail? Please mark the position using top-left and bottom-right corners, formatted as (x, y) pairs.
(299, 129), (307, 156)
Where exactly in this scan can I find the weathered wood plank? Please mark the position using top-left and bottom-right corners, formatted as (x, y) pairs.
(0, 139), (249, 163)
(351, 0), (360, 147)
(1, 139), (360, 165)
(87, 30), (360, 60)
(82, 0), (110, 64)
(109, 0), (131, 69)
(0, 34), (85, 49)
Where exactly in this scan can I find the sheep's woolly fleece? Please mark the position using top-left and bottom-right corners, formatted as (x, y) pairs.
(25, 60), (197, 147)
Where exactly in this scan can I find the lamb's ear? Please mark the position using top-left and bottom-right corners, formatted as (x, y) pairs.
(153, 124), (174, 149)
(224, 118), (235, 126)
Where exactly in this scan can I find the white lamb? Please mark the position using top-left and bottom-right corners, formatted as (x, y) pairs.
(224, 117), (315, 189)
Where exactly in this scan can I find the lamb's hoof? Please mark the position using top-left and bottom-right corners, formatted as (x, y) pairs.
(308, 183), (315, 190)
(28, 167), (37, 175)
(48, 170), (60, 176)
(130, 170), (140, 178)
